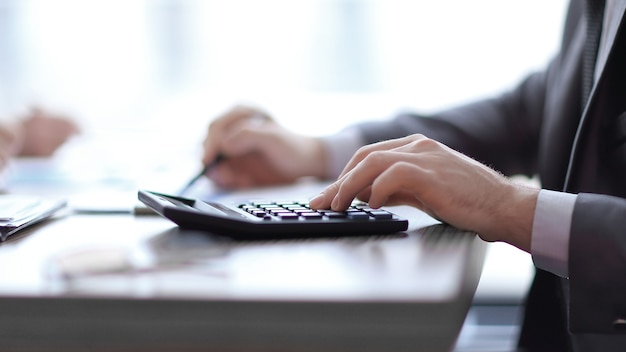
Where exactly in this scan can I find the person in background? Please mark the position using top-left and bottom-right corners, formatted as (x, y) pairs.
(201, 0), (626, 350)
(0, 107), (79, 169)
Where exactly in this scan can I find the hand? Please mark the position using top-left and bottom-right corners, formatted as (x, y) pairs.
(309, 134), (538, 251)
(18, 108), (80, 156)
(0, 122), (20, 169)
(202, 105), (328, 189)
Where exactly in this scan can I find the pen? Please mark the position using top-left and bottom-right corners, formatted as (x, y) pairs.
(179, 113), (266, 196)
(178, 154), (225, 196)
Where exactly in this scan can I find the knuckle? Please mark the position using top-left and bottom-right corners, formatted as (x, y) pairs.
(365, 150), (387, 163)
(408, 133), (427, 140)
(410, 136), (438, 150)
(354, 145), (373, 159)
(388, 162), (411, 177)
(326, 181), (341, 194)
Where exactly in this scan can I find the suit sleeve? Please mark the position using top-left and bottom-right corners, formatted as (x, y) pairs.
(353, 69), (549, 177)
(568, 193), (626, 333)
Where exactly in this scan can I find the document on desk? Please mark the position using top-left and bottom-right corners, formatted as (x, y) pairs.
(0, 195), (67, 241)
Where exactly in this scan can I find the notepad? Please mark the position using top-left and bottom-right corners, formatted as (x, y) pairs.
(0, 195), (67, 241)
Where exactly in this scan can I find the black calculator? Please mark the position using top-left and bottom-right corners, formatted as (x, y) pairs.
(138, 190), (408, 240)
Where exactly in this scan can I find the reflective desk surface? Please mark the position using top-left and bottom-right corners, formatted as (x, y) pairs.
(0, 196), (486, 352)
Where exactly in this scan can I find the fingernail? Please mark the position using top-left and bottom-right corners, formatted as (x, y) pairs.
(331, 195), (339, 210)
(309, 193), (324, 207)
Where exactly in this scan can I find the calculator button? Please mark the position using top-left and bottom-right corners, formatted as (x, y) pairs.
(324, 212), (347, 218)
(300, 212), (323, 220)
(347, 212), (370, 220)
(368, 211), (393, 219)
(252, 202), (274, 208)
(278, 213), (300, 220)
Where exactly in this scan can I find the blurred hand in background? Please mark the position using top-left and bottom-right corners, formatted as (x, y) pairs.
(202, 105), (327, 189)
(0, 107), (80, 169)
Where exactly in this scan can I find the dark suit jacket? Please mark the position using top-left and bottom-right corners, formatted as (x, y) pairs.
(354, 1), (626, 350)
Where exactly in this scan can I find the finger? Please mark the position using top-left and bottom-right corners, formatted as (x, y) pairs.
(308, 182), (340, 210)
(208, 151), (296, 189)
(311, 135), (429, 210)
(309, 151), (400, 211)
(57, 118), (80, 135)
(43, 111), (80, 135)
(208, 162), (237, 189)
(368, 158), (481, 224)
(338, 134), (427, 179)
(367, 161), (425, 209)
(218, 123), (277, 157)
(355, 186), (373, 204)
(355, 183), (426, 209)
(203, 107), (250, 164)
(352, 185), (423, 209)
(332, 150), (408, 210)
(203, 106), (269, 164)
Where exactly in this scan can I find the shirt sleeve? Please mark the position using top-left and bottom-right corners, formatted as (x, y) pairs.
(320, 127), (366, 179)
(531, 189), (578, 278)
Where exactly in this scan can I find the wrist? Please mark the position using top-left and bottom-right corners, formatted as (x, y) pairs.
(496, 183), (539, 252)
(300, 137), (329, 180)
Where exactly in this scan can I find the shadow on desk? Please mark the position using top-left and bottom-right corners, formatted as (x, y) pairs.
(0, 215), (486, 352)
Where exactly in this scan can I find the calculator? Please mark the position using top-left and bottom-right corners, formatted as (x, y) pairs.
(138, 190), (408, 240)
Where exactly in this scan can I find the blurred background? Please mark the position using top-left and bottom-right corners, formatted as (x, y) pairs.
(0, 0), (566, 135)
(0, 0), (569, 206)
(0, 0), (568, 199)
(0, 2), (569, 349)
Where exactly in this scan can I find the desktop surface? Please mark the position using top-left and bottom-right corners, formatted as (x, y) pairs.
(0, 205), (485, 352)
(0, 153), (486, 352)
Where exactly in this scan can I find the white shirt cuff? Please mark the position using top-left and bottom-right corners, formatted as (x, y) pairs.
(320, 128), (366, 179)
(531, 189), (577, 278)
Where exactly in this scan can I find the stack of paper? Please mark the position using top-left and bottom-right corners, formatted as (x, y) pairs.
(0, 195), (67, 241)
